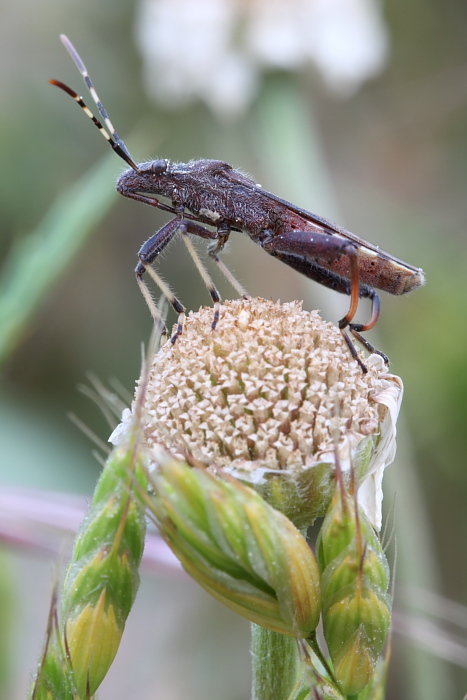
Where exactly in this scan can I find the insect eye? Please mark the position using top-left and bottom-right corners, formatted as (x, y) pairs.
(150, 159), (167, 175)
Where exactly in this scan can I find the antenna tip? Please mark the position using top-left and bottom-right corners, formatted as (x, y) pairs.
(59, 34), (70, 49)
(59, 34), (87, 75)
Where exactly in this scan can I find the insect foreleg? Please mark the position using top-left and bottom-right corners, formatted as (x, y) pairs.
(135, 273), (168, 338)
(136, 216), (186, 342)
(136, 215), (184, 272)
(136, 218), (224, 337)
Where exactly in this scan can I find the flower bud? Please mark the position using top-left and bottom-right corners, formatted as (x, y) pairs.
(148, 450), (321, 637)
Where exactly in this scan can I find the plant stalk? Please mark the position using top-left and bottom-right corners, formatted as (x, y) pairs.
(251, 624), (301, 700)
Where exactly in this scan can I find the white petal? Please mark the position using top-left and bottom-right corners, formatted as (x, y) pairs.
(108, 408), (133, 446)
(357, 368), (404, 529)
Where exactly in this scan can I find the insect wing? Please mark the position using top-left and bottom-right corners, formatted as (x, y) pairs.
(216, 167), (422, 274)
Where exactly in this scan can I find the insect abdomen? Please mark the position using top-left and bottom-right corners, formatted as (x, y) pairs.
(324, 247), (424, 295)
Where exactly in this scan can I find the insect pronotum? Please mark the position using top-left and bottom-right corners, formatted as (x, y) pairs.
(50, 35), (425, 372)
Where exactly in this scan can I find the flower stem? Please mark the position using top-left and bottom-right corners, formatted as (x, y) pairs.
(251, 624), (301, 700)
(306, 631), (336, 684)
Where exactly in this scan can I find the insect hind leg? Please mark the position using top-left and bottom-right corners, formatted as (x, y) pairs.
(263, 231), (389, 369)
(348, 290), (389, 365)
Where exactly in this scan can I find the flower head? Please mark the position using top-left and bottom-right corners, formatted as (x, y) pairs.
(117, 298), (402, 529)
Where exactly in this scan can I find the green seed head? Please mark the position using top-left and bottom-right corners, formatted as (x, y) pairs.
(29, 591), (76, 700)
(65, 592), (122, 697)
(61, 434), (148, 696)
(317, 492), (390, 595)
(148, 450), (321, 637)
(317, 478), (392, 695)
(325, 587), (391, 696)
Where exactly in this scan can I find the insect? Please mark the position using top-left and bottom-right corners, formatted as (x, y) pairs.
(50, 35), (425, 372)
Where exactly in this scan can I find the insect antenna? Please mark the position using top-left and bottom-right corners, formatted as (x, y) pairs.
(49, 34), (140, 174)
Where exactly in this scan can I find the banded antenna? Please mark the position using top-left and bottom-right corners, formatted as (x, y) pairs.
(49, 34), (140, 174)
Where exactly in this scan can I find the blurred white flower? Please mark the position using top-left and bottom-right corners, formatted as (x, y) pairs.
(136, 0), (257, 116)
(136, 0), (389, 115)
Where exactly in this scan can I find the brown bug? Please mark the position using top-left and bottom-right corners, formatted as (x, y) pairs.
(50, 35), (425, 372)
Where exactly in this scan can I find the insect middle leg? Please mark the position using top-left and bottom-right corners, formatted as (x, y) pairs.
(207, 228), (249, 299)
(179, 222), (249, 324)
(178, 223), (221, 329)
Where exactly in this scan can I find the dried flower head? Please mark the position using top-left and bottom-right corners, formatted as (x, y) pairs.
(119, 298), (402, 530)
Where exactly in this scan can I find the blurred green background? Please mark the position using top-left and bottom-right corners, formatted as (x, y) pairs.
(1, 0), (467, 698)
